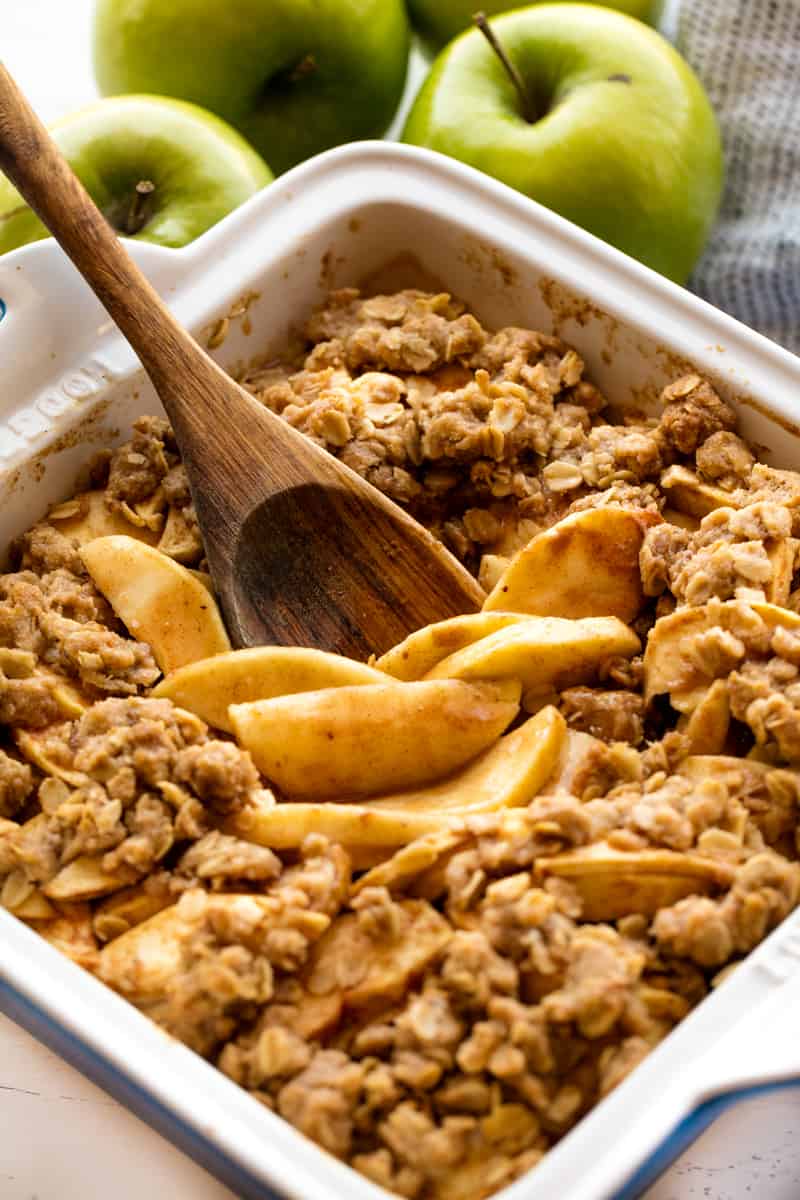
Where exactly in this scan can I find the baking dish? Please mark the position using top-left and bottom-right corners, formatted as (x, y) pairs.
(2, 141), (800, 1200)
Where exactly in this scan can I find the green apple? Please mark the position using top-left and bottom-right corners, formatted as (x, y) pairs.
(408, 0), (664, 52)
(0, 95), (272, 255)
(93, 0), (410, 176)
(403, 4), (722, 283)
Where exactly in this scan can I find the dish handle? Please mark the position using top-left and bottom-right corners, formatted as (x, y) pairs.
(617, 929), (800, 1198)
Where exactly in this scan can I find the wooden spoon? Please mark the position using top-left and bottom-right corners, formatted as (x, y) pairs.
(0, 65), (483, 658)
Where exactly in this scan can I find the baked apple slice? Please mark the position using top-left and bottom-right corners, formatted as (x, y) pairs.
(81, 535), (230, 673)
(483, 507), (659, 622)
(154, 646), (385, 732)
(229, 678), (521, 798)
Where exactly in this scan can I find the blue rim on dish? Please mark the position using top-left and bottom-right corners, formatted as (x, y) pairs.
(0, 975), (284, 1200)
(616, 1079), (800, 1199)
(4, 965), (800, 1200)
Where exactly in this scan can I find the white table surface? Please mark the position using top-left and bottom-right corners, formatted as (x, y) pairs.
(4, 4), (800, 1198)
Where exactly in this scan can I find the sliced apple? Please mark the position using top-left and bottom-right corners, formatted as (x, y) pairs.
(98, 893), (327, 1051)
(42, 855), (130, 902)
(46, 675), (92, 718)
(426, 617), (640, 701)
(660, 465), (738, 519)
(643, 606), (712, 703)
(644, 600), (800, 703)
(229, 678), (521, 798)
(537, 728), (605, 796)
(228, 706), (561, 854)
(765, 538), (798, 607)
(154, 646), (386, 733)
(363, 705), (565, 814)
(97, 903), (193, 1005)
(46, 489), (160, 546)
(375, 612), (527, 681)
(351, 830), (470, 897)
(157, 504), (203, 563)
(255, 989), (344, 1044)
(99, 893), (330, 987)
(226, 796), (466, 850)
(682, 679), (730, 755)
(483, 507), (660, 623)
(751, 600), (800, 628)
(93, 883), (175, 942)
(13, 890), (57, 920)
(679, 754), (768, 786)
(80, 535), (230, 674)
(0, 867), (36, 914)
(535, 843), (734, 921)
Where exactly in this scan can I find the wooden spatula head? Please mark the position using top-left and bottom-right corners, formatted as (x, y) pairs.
(214, 477), (483, 657)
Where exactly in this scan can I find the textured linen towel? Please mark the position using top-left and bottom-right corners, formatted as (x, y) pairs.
(674, 0), (800, 354)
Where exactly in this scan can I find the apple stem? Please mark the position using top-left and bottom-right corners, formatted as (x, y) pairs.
(473, 11), (537, 124)
(289, 55), (316, 83)
(126, 180), (155, 235)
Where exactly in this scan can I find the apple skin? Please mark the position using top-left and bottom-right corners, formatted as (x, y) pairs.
(408, 0), (664, 52)
(403, 5), (722, 283)
(0, 95), (272, 255)
(93, 0), (410, 176)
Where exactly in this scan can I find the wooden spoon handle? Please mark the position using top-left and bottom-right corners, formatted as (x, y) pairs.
(0, 62), (234, 443)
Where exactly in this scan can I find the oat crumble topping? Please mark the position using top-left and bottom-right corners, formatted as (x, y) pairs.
(3, 289), (800, 1200)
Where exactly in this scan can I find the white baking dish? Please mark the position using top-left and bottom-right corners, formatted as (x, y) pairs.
(2, 142), (800, 1200)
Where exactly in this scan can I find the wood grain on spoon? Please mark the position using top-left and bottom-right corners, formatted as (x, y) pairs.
(0, 65), (483, 657)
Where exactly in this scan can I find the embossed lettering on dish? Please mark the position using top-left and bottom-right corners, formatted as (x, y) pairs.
(0, 358), (114, 463)
(755, 913), (800, 983)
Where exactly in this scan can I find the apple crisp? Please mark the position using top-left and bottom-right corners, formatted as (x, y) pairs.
(3, 288), (800, 1199)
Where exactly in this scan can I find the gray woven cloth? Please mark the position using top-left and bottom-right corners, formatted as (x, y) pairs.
(675, 0), (800, 354)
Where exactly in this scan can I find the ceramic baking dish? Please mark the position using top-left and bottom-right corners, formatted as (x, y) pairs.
(2, 142), (800, 1200)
